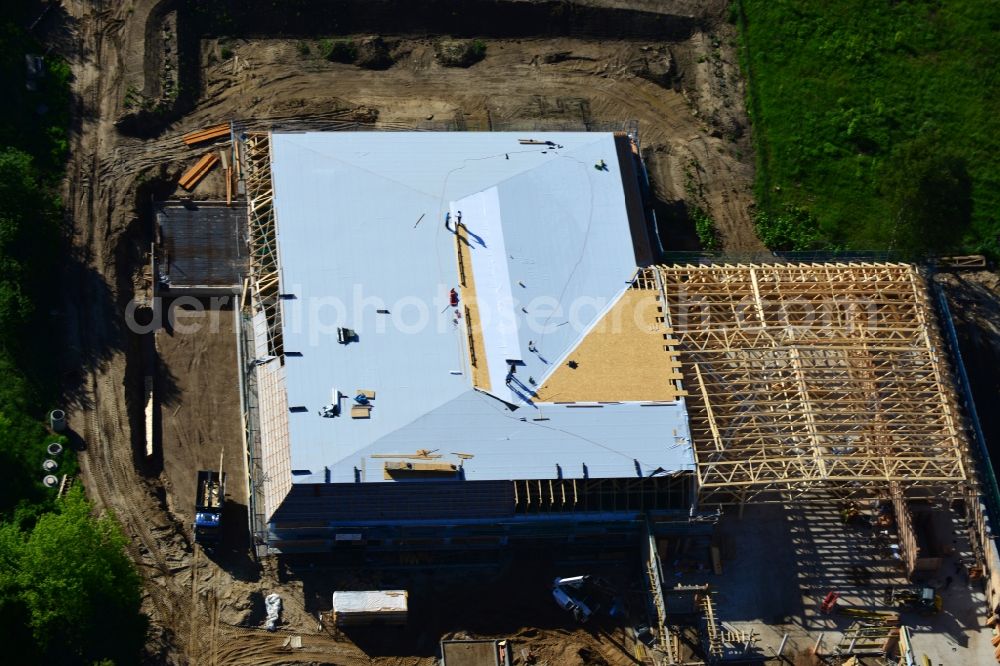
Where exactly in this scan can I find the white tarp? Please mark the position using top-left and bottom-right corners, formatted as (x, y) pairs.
(265, 593), (282, 631)
(332, 590), (408, 614)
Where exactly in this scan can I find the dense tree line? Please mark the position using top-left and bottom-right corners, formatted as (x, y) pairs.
(0, 3), (146, 664)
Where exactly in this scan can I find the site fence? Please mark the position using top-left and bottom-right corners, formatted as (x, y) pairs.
(233, 116), (639, 136)
(237, 304), (271, 557)
(660, 250), (906, 265)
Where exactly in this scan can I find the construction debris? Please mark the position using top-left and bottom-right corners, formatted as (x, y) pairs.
(836, 621), (900, 656)
(369, 448), (441, 459)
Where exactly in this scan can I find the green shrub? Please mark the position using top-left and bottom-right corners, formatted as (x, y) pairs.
(880, 132), (972, 255)
(753, 205), (826, 252)
(297, 41), (311, 57)
(691, 206), (721, 251)
(0, 12), (147, 662)
(321, 39), (357, 63)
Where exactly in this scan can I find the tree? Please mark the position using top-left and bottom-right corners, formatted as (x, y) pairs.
(0, 409), (48, 513)
(4, 487), (147, 665)
(0, 147), (60, 352)
(883, 132), (973, 255)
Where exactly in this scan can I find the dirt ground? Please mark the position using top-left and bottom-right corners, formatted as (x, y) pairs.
(155, 303), (255, 562)
(186, 31), (758, 249)
(52, 0), (760, 663)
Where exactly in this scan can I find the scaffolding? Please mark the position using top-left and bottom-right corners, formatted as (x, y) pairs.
(699, 593), (754, 662)
(241, 132), (293, 523)
(648, 263), (970, 504)
(642, 518), (678, 663)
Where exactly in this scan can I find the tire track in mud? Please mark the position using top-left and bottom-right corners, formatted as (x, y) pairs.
(66, 1), (201, 655)
(80, 371), (191, 651)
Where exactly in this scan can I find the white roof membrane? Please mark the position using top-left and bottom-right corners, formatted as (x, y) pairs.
(267, 131), (693, 484)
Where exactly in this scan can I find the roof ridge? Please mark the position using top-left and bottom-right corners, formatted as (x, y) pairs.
(452, 136), (608, 199)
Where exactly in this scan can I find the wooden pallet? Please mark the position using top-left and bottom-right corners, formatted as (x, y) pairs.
(178, 153), (219, 190)
(182, 123), (229, 146)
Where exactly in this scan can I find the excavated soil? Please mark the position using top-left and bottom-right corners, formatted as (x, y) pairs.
(57, 0), (758, 663)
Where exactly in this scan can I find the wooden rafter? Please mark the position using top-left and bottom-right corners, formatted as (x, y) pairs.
(243, 132), (284, 360)
(650, 263), (970, 504)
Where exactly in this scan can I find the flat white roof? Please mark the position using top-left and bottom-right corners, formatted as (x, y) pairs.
(268, 131), (694, 484)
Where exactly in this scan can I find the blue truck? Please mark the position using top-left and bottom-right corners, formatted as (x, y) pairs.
(194, 470), (225, 545)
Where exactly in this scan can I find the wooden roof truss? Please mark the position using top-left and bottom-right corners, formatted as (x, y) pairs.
(654, 263), (970, 504)
(243, 132), (284, 361)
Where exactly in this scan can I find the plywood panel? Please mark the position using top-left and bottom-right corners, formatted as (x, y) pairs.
(535, 288), (684, 403)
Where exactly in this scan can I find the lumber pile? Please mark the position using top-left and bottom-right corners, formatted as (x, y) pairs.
(178, 153), (219, 191)
(182, 123), (229, 146)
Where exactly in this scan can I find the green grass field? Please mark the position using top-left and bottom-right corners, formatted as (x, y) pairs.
(735, 0), (1000, 255)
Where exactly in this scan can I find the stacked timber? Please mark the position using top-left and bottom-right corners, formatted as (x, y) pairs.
(182, 123), (229, 146)
(178, 153), (219, 190)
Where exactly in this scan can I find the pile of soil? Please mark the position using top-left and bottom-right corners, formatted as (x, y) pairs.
(435, 39), (487, 67)
(356, 36), (394, 69)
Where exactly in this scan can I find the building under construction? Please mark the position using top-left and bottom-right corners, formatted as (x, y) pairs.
(229, 129), (980, 563)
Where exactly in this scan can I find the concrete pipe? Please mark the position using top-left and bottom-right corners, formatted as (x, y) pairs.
(49, 409), (66, 432)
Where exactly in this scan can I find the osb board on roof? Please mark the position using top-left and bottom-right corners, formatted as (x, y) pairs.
(456, 222), (490, 391)
(535, 288), (684, 403)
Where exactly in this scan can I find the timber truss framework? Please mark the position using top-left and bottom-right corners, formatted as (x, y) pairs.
(243, 132), (284, 361)
(647, 262), (972, 504)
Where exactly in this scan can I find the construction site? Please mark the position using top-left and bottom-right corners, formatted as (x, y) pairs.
(48, 0), (1000, 664)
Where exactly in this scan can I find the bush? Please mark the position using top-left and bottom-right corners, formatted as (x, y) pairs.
(691, 206), (721, 251)
(0, 148), (60, 350)
(297, 41), (311, 57)
(753, 205), (826, 252)
(321, 39), (357, 64)
(435, 39), (487, 67)
(0, 12), (147, 664)
(0, 487), (147, 664)
(355, 36), (393, 70)
(736, 0), (1000, 254)
(880, 132), (972, 255)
